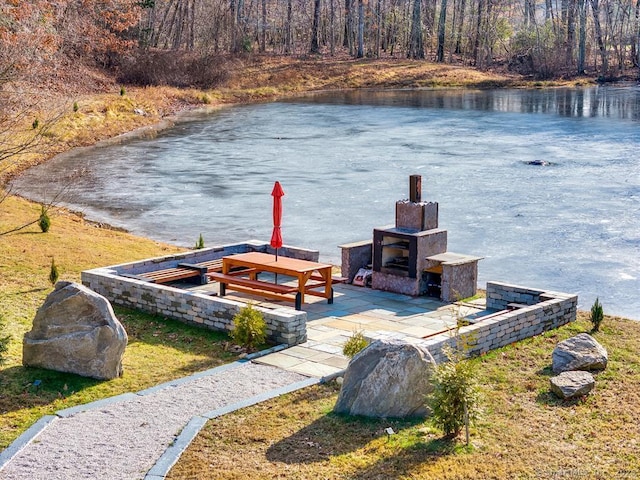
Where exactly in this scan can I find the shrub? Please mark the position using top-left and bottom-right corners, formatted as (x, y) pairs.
(0, 312), (10, 365)
(49, 258), (59, 285)
(32, 118), (39, 129)
(508, 22), (565, 78)
(427, 345), (481, 440)
(120, 86), (126, 96)
(590, 297), (604, 332)
(116, 50), (230, 89)
(230, 304), (266, 350)
(73, 101), (79, 112)
(38, 206), (51, 233)
(343, 330), (369, 359)
(194, 233), (205, 249)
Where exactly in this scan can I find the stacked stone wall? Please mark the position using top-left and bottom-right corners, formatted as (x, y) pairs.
(421, 282), (578, 364)
(80, 243), (314, 345)
(486, 281), (543, 310)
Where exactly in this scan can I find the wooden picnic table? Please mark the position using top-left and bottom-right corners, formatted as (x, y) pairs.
(210, 252), (337, 310)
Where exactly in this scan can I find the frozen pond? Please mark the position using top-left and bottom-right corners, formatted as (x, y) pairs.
(12, 86), (640, 319)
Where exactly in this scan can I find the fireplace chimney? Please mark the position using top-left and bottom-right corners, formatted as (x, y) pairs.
(395, 174), (438, 231)
(409, 174), (421, 203)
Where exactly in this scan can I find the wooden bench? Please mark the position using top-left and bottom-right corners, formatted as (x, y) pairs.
(209, 272), (303, 310)
(126, 258), (228, 285)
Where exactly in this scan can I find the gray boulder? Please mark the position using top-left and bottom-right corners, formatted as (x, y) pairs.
(23, 282), (127, 380)
(552, 333), (608, 373)
(550, 370), (595, 399)
(334, 339), (436, 418)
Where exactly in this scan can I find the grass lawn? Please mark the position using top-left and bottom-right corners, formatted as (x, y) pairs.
(0, 56), (621, 472)
(0, 194), (241, 449)
(168, 312), (640, 480)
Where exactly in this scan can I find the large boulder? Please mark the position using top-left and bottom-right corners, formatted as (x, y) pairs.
(552, 333), (608, 373)
(334, 339), (436, 418)
(550, 370), (595, 399)
(23, 282), (127, 380)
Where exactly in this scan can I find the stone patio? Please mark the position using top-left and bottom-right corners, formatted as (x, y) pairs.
(244, 283), (484, 378)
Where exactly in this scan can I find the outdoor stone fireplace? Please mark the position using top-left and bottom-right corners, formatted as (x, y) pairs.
(344, 175), (482, 301)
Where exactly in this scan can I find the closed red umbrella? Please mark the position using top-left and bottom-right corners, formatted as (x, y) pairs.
(270, 181), (284, 260)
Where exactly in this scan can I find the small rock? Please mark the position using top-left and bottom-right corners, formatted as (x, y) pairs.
(550, 370), (595, 399)
(552, 333), (608, 373)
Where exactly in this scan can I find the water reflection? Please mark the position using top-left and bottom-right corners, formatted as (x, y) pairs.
(291, 85), (640, 121)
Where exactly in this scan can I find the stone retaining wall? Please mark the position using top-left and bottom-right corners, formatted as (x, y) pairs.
(421, 281), (578, 363)
(81, 241), (314, 345)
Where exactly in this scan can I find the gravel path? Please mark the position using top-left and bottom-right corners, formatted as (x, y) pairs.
(0, 362), (309, 480)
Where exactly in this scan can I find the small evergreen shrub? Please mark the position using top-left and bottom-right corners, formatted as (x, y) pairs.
(120, 86), (126, 96)
(49, 258), (59, 285)
(343, 330), (369, 359)
(38, 206), (51, 233)
(427, 345), (481, 439)
(194, 233), (205, 249)
(32, 118), (39, 129)
(73, 101), (79, 112)
(0, 312), (10, 365)
(230, 304), (266, 350)
(590, 297), (604, 332)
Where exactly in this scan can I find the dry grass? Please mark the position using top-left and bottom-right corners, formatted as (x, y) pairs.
(0, 194), (242, 449)
(0, 54), (609, 464)
(169, 313), (640, 480)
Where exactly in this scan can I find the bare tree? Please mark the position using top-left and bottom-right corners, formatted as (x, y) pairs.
(436, 0), (448, 61)
(311, 0), (322, 53)
(408, 0), (425, 58)
(577, 0), (587, 73)
(591, 0), (609, 74)
(357, 0), (365, 57)
(636, 0), (640, 67)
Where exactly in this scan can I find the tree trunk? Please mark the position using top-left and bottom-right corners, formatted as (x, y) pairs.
(408, 0), (424, 58)
(230, 0), (238, 52)
(376, 0), (382, 57)
(260, 0), (267, 52)
(474, 0), (484, 65)
(344, 0), (353, 52)
(436, 0), (447, 62)
(590, 0), (609, 74)
(357, 0), (364, 57)
(635, 0), (640, 67)
(566, 0), (576, 67)
(577, 0), (587, 73)
(311, 0), (322, 53)
(455, 0), (466, 54)
(285, 0), (292, 53)
(188, 0), (196, 50)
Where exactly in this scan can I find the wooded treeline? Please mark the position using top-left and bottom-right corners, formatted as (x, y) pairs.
(1, 0), (639, 83)
(139, 0), (640, 76)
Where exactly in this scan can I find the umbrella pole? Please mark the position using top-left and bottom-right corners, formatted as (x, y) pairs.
(275, 248), (278, 283)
